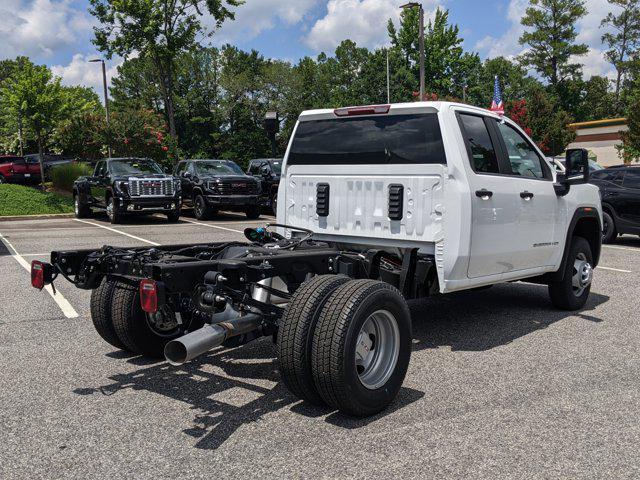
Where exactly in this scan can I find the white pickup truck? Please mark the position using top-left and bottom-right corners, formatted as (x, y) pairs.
(34, 102), (602, 417)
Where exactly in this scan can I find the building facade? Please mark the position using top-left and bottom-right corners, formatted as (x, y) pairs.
(567, 118), (628, 167)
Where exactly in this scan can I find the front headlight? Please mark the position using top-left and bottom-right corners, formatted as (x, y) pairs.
(173, 179), (181, 192)
(115, 181), (129, 194)
(206, 180), (219, 193)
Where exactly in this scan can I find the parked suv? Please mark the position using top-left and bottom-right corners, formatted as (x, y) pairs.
(247, 158), (282, 215)
(0, 155), (41, 184)
(590, 165), (640, 243)
(175, 159), (261, 220)
(73, 157), (181, 224)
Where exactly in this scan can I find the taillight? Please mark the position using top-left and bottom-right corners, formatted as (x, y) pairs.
(31, 261), (45, 290)
(139, 279), (159, 313)
(334, 104), (390, 117)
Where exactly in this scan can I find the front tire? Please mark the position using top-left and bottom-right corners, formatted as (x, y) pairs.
(277, 275), (349, 406)
(111, 281), (183, 358)
(602, 211), (617, 244)
(245, 205), (261, 220)
(311, 280), (412, 417)
(106, 197), (121, 224)
(271, 192), (278, 216)
(548, 236), (594, 311)
(166, 209), (180, 223)
(194, 194), (211, 220)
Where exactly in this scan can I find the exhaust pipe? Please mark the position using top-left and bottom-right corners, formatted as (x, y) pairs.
(165, 310), (261, 366)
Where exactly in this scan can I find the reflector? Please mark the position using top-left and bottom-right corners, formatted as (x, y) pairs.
(31, 261), (45, 290)
(334, 104), (391, 117)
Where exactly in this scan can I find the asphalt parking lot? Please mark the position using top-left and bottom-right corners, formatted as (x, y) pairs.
(1, 212), (640, 479)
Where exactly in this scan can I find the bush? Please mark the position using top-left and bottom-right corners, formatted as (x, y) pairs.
(50, 162), (93, 192)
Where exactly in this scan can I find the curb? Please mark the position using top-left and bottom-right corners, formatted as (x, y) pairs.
(0, 213), (75, 222)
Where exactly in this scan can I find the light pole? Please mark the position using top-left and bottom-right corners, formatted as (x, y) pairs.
(89, 58), (111, 158)
(400, 2), (424, 101)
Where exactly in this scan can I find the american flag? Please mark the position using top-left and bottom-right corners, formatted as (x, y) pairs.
(490, 75), (505, 115)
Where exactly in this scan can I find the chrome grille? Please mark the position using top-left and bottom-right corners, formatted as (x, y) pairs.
(129, 178), (174, 197)
(217, 181), (258, 195)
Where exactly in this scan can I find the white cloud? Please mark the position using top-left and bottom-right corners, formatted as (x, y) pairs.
(0, 0), (94, 60)
(206, 0), (320, 45)
(51, 53), (122, 101)
(474, 0), (616, 78)
(305, 0), (441, 53)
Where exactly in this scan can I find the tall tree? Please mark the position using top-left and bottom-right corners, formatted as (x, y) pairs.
(519, 0), (589, 87)
(0, 63), (64, 185)
(601, 0), (640, 106)
(89, 0), (241, 137)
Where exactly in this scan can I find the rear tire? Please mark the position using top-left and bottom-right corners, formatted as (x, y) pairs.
(111, 281), (183, 358)
(90, 278), (128, 350)
(548, 236), (593, 311)
(245, 206), (261, 220)
(311, 280), (412, 417)
(602, 211), (617, 244)
(0, 175), (5, 184)
(271, 192), (278, 216)
(74, 193), (91, 219)
(277, 275), (349, 406)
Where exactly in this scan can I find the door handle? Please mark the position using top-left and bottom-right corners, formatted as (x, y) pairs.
(520, 191), (534, 200)
(475, 189), (493, 200)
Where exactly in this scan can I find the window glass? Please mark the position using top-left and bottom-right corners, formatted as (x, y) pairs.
(174, 162), (186, 175)
(592, 170), (621, 183)
(497, 122), (545, 179)
(270, 161), (282, 174)
(289, 113), (446, 165)
(248, 163), (259, 175)
(94, 161), (104, 176)
(623, 170), (640, 189)
(459, 114), (500, 174)
(194, 161), (244, 176)
(109, 159), (163, 175)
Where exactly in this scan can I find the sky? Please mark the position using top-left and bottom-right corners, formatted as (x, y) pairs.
(0, 0), (618, 97)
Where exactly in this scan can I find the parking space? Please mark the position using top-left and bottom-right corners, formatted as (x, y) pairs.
(1, 216), (640, 479)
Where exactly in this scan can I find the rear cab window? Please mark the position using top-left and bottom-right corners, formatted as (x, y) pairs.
(288, 113), (446, 165)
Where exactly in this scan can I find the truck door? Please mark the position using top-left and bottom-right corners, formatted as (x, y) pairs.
(89, 161), (107, 207)
(492, 120), (558, 269)
(619, 170), (640, 230)
(457, 112), (520, 278)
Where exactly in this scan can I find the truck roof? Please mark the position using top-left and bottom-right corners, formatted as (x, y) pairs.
(298, 101), (503, 122)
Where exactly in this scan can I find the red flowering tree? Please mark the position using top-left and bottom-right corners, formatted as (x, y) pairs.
(507, 99), (533, 137)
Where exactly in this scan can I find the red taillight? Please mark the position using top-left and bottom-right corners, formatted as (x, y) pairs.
(31, 261), (45, 290)
(139, 279), (159, 313)
(334, 104), (391, 117)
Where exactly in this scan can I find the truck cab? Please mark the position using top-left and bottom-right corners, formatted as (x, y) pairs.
(278, 102), (602, 293)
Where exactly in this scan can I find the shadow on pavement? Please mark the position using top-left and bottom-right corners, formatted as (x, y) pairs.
(410, 282), (609, 352)
(72, 282), (608, 450)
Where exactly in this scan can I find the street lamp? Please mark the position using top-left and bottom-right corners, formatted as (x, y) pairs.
(89, 58), (111, 158)
(400, 2), (425, 101)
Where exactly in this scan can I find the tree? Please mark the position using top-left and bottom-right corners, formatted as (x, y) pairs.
(601, 0), (640, 107)
(0, 62), (65, 185)
(526, 87), (575, 155)
(519, 0), (589, 87)
(89, 0), (241, 137)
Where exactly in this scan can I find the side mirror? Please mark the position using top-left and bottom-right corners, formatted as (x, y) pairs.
(555, 148), (589, 196)
(182, 171), (191, 178)
(260, 166), (271, 177)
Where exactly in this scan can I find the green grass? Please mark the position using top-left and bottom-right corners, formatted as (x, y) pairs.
(0, 184), (74, 216)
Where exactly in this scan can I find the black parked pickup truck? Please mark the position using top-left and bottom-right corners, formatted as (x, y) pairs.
(247, 158), (282, 215)
(174, 159), (261, 220)
(74, 158), (181, 224)
(590, 165), (640, 243)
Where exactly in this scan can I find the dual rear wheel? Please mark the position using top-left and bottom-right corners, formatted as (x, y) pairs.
(277, 276), (412, 417)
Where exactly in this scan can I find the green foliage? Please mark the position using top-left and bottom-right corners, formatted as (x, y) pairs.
(89, 0), (242, 136)
(52, 112), (105, 161)
(526, 88), (576, 155)
(50, 163), (94, 192)
(0, 184), (74, 216)
(519, 0), (589, 86)
(620, 91), (640, 162)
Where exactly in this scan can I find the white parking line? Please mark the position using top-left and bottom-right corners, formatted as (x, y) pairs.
(181, 218), (244, 234)
(74, 219), (160, 246)
(0, 233), (79, 319)
(598, 266), (632, 273)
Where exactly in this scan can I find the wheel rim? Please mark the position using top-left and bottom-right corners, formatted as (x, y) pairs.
(74, 197), (79, 215)
(106, 198), (114, 220)
(195, 197), (203, 218)
(572, 252), (593, 297)
(602, 215), (612, 239)
(272, 194), (277, 215)
(145, 305), (180, 337)
(354, 310), (400, 390)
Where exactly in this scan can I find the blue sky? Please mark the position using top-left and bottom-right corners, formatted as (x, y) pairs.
(0, 0), (615, 95)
